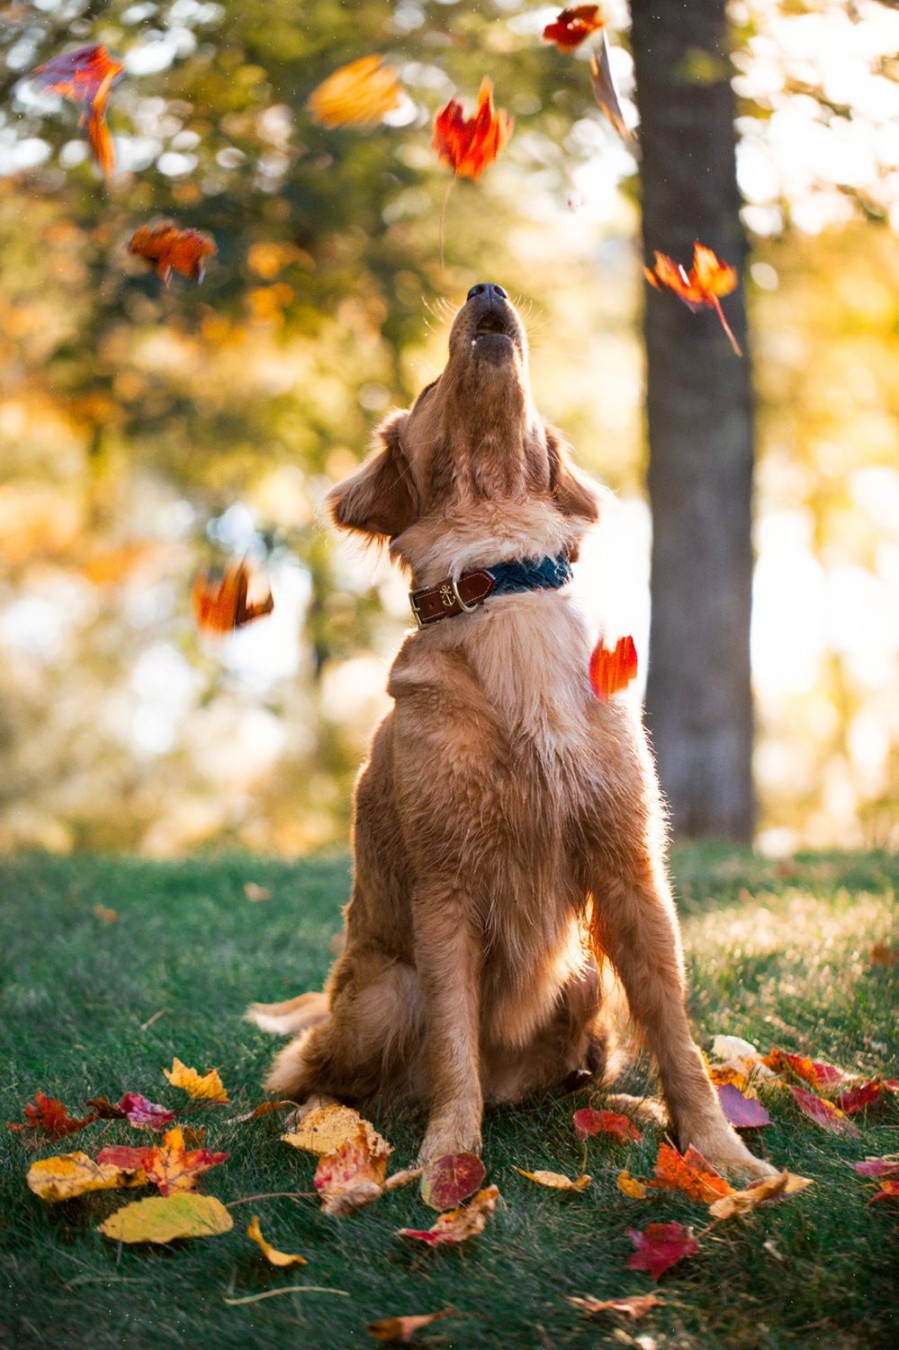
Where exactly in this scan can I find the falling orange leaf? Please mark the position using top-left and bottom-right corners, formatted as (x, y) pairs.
(543, 6), (605, 50)
(32, 45), (123, 178)
(708, 1169), (813, 1220)
(308, 55), (404, 128)
(649, 1142), (734, 1202)
(129, 223), (217, 286)
(191, 562), (274, 636)
(420, 1153), (486, 1211)
(432, 78), (513, 181)
(246, 1214), (307, 1267)
(8, 1090), (97, 1139)
(515, 1167), (592, 1192)
(164, 1057), (229, 1102)
(588, 635), (638, 701)
(397, 1185), (500, 1247)
(645, 242), (742, 356)
(366, 1308), (458, 1343)
(789, 1086), (861, 1136)
(627, 1222), (699, 1280)
(566, 1291), (663, 1319)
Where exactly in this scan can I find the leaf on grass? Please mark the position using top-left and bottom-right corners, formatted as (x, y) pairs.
(789, 1086), (861, 1136)
(366, 1308), (457, 1343)
(27, 1151), (146, 1203)
(163, 1057), (229, 1102)
(588, 32), (631, 141)
(850, 1156), (899, 1180)
(708, 1170), (813, 1220)
(761, 1048), (846, 1090)
(243, 882), (271, 901)
(627, 1222), (699, 1280)
(566, 1291), (663, 1319)
(282, 1103), (391, 1159)
(226, 1100), (297, 1126)
(420, 1154), (486, 1211)
(308, 55), (404, 129)
(588, 636), (638, 701)
(645, 242), (742, 356)
(129, 224), (217, 286)
(85, 1095), (128, 1120)
(191, 563), (274, 635)
(515, 1167), (591, 1192)
(869, 1180), (899, 1205)
(397, 1185), (500, 1247)
(834, 1078), (886, 1115)
(432, 78), (513, 180)
(117, 1093), (176, 1132)
(246, 1214), (307, 1267)
(709, 1035), (774, 1080)
(31, 45), (123, 177)
(617, 1170), (649, 1200)
(99, 1192), (233, 1243)
(574, 1107), (642, 1143)
(93, 904), (118, 923)
(314, 1125), (389, 1217)
(649, 1142), (734, 1202)
(717, 1083), (772, 1129)
(8, 1091), (97, 1138)
(542, 6), (604, 51)
(98, 1126), (228, 1195)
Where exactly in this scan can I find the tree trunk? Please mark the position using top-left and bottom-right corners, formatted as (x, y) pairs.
(630, 0), (755, 840)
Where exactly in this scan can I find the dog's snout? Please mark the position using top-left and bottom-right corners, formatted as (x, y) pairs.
(467, 283), (508, 303)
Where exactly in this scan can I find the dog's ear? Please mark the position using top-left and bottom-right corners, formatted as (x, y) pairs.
(545, 426), (601, 525)
(327, 411), (419, 540)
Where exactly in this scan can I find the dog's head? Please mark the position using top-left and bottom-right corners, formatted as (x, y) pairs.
(327, 285), (601, 576)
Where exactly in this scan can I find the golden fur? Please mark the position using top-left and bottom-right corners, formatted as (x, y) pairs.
(248, 285), (774, 1178)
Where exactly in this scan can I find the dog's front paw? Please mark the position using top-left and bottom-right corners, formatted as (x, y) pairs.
(686, 1123), (779, 1183)
(418, 1117), (483, 1165)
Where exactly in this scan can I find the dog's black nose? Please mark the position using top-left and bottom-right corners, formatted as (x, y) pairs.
(467, 283), (508, 302)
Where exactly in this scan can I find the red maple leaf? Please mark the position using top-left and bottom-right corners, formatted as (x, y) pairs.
(543, 6), (605, 51)
(645, 242), (742, 356)
(627, 1222), (700, 1281)
(589, 635), (638, 701)
(432, 78), (513, 180)
(834, 1079), (886, 1115)
(573, 1107), (642, 1144)
(649, 1141), (734, 1202)
(789, 1086), (861, 1137)
(8, 1090), (97, 1139)
(129, 223), (218, 286)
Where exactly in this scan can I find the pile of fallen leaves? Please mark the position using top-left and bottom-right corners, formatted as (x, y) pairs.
(8, 1030), (897, 1340)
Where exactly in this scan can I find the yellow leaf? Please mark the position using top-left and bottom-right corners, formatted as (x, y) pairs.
(617, 1169), (649, 1200)
(709, 1170), (814, 1220)
(99, 1193), (233, 1243)
(514, 1168), (591, 1192)
(163, 1057), (229, 1102)
(308, 55), (403, 129)
(246, 1214), (307, 1267)
(27, 1151), (146, 1203)
(282, 1104), (390, 1158)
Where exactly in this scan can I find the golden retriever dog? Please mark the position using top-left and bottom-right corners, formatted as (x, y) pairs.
(248, 283), (774, 1179)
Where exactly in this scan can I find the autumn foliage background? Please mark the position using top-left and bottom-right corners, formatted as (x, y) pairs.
(2, 0), (899, 857)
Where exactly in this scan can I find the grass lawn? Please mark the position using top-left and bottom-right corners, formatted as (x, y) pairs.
(0, 846), (896, 1349)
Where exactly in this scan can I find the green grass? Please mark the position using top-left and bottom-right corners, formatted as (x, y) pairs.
(0, 848), (896, 1349)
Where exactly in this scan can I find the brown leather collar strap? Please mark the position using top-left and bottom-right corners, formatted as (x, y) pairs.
(409, 569), (495, 627)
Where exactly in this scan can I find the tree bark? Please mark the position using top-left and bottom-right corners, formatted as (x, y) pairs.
(630, 0), (755, 840)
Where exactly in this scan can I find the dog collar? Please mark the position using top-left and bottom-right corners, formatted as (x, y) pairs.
(409, 553), (572, 628)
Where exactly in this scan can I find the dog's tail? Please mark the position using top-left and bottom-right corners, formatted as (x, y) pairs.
(245, 991), (329, 1036)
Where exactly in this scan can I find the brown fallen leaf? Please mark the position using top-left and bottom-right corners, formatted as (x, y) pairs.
(246, 1214), (307, 1266)
(225, 1100), (297, 1126)
(397, 1185), (500, 1247)
(27, 1151), (146, 1202)
(8, 1090), (97, 1139)
(163, 1057), (229, 1103)
(420, 1153), (486, 1210)
(366, 1307), (458, 1343)
(99, 1192), (233, 1243)
(708, 1169), (813, 1220)
(869, 943), (899, 967)
(566, 1291), (663, 1320)
(515, 1167), (591, 1192)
